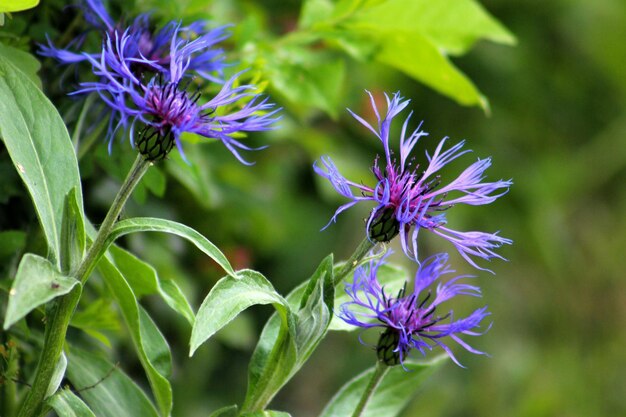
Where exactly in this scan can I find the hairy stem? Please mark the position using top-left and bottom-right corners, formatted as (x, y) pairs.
(16, 155), (151, 417)
(351, 360), (389, 417)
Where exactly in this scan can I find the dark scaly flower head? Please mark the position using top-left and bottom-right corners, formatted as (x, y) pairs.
(40, 0), (227, 82)
(339, 252), (490, 367)
(314, 91), (512, 272)
(76, 27), (280, 162)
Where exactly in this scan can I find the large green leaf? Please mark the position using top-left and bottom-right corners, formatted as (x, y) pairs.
(0, 0), (39, 13)
(319, 356), (447, 417)
(46, 389), (96, 417)
(3, 254), (81, 329)
(0, 51), (82, 268)
(107, 217), (236, 279)
(97, 255), (172, 416)
(190, 270), (293, 356)
(296, 0), (515, 109)
(65, 348), (159, 417)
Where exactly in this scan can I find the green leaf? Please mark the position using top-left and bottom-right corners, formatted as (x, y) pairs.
(107, 217), (236, 279)
(65, 348), (159, 417)
(209, 405), (238, 417)
(139, 306), (172, 378)
(299, 0), (334, 29)
(0, 42), (41, 87)
(70, 299), (121, 347)
(3, 254), (81, 329)
(0, 51), (82, 268)
(319, 356), (447, 417)
(96, 255), (172, 416)
(294, 255), (334, 365)
(350, 0), (515, 55)
(61, 187), (85, 275)
(242, 412), (292, 417)
(46, 352), (67, 398)
(380, 31), (487, 108)
(242, 257), (333, 412)
(190, 269), (292, 356)
(110, 246), (195, 325)
(265, 47), (345, 118)
(0, 0), (39, 13)
(46, 389), (96, 417)
(330, 262), (408, 331)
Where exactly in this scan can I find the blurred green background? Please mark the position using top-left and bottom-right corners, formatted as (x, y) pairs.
(2, 0), (626, 416)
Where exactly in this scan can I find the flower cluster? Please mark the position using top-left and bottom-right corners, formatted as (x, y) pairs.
(319, 92), (512, 366)
(42, 0), (279, 162)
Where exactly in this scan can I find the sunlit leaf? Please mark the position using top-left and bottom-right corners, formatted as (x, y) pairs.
(0, 0), (39, 13)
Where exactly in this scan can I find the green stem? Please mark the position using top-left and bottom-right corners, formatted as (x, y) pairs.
(334, 237), (375, 286)
(351, 360), (389, 417)
(16, 155), (151, 417)
(74, 155), (151, 284)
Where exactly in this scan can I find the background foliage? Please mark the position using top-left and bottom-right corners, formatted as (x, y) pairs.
(1, 0), (625, 416)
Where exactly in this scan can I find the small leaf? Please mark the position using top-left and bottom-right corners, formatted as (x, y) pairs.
(107, 217), (236, 279)
(46, 389), (97, 417)
(65, 348), (159, 417)
(4, 254), (81, 329)
(45, 352), (67, 398)
(319, 356), (447, 417)
(242, 411), (292, 417)
(209, 405), (238, 417)
(60, 187), (85, 275)
(0, 0), (39, 13)
(190, 270), (292, 356)
(97, 255), (172, 416)
(0, 50), (82, 268)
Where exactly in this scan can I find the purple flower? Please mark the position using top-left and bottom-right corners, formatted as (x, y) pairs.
(40, 0), (227, 83)
(314, 91), (512, 271)
(339, 252), (490, 367)
(75, 27), (280, 162)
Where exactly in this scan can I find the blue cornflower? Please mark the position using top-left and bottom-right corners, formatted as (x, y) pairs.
(339, 252), (490, 367)
(40, 0), (227, 83)
(314, 91), (512, 271)
(75, 27), (280, 162)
